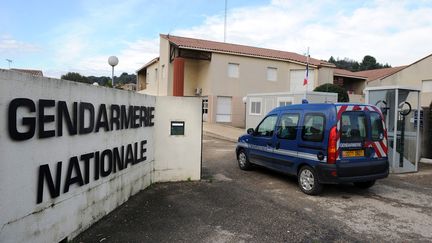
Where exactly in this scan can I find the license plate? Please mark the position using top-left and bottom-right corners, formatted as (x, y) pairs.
(342, 150), (364, 157)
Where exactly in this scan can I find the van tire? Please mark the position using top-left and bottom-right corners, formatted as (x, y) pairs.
(237, 150), (252, 170)
(354, 180), (375, 189)
(298, 166), (323, 195)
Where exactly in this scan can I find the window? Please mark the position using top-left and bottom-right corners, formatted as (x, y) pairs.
(370, 112), (384, 141)
(277, 113), (299, 140)
(249, 98), (262, 115)
(202, 98), (208, 114)
(340, 112), (367, 142)
(422, 80), (432, 92)
(277, 97), (293, 107)
(302, 114), (325, 142)
(154, 68), (158, 83)
(267, 67), (277, 81)
(256, 115), (278, 137)
(228, 63), (239, 78)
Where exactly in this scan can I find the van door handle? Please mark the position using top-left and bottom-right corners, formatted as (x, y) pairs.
(317, 152), (325, 161)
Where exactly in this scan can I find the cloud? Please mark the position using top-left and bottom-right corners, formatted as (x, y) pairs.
(172, 0), (432, 66)
(46, 0), (432, 77)
(45, 37), (159, 78)
(0, 35), (40, 54)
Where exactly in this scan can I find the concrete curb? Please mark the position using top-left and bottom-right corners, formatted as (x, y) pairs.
(203, 131), (237, 143)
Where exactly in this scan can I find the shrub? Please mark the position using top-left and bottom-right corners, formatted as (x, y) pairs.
(314, 83), (349, 102)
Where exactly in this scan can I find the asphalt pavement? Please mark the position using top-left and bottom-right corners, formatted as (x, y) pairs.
(74, 136), (432, 242)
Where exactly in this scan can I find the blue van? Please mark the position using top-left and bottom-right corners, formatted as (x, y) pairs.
(236, 103), (389, 195)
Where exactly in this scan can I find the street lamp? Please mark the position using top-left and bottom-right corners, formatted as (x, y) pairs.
(108, 56), (119, 88)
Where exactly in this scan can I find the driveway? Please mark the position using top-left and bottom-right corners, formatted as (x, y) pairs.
(74, 136), (432, 242)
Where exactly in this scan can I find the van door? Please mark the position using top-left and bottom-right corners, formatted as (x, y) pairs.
(337, 106), (388, 173)
(272, 112), (301, 174)
(248, 114), (278, 166)
(298, 113), (327, 166)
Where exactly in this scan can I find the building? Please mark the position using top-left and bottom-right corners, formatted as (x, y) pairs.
(137, 34), (336, 127)
(366, 54), (432, 160)
(10, 68), (43, 76)
(332, 66), (406, 103)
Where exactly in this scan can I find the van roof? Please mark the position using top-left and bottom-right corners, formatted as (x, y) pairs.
(270, 103), (374, 113)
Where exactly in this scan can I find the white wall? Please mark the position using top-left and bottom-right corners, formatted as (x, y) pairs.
(0, 70), (202, 242)
(245, 91), (338, 129)
(154, 96), (202, 181)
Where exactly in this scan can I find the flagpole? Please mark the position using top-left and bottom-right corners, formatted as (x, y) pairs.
(304, 47), (310, 100)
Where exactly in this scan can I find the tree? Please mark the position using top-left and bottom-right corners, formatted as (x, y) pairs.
(328, 55), (392, 71)
(359, 55), (378, 71)
(314, 83), (349, 102)
(61, 72), (90, 84)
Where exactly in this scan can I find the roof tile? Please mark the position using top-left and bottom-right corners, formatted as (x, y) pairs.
(161, 34), (334, 67)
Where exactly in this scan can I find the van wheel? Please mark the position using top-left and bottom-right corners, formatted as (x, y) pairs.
(237, 150), (252, 170)
(354, 180), (375, 189)
(298, 166), (323, 195)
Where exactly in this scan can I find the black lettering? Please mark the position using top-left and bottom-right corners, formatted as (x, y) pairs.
(113, 146), (124, 172)
(149, 107), (155, 126)
(133, 106), (140, 128)
(100, 149), (113, 177)
(110, 104), (120, 130)
(95, 104), (110, 132)
(79, 102), (95, 134)
(8, 98), (36, 141)
(38, 99), (56, 138)
(120, 105), (133, 129)
(57, 101), (78, 136)
(137, 140), (147, 163)
(125, 143), (134, 168)
(94, 151), (100, 181)
(64, 157), (84, 193)
(37, 162), (62, 204)
(139, 106), (146, 127)
(80, 152), (94, 184)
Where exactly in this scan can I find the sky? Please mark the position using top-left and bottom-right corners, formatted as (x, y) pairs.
(0, 0), (431, 78)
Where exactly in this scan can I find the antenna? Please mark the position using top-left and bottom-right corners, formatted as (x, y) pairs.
(6, 59), (12, 69)
(224, 0), (227, 42)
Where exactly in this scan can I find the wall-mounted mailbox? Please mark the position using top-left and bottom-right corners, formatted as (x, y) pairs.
(171, 121), (185, 135)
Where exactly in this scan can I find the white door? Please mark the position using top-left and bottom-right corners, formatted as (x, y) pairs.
(290, 69), (314, 92)
(216, 96), (232, 122)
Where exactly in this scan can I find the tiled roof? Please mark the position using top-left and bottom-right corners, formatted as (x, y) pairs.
(137, 57), (159, 72)
(334, 68), (367, 79)
(356, 66), (407, 82)
(161, 34), (335, 67)
(11, 68), (43, 76)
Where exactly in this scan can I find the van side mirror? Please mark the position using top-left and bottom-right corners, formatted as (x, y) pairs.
(247, 128), (255, 135)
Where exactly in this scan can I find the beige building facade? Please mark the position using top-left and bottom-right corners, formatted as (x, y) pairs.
(137, 34), (335, 127)
(367, 54), (432, 107)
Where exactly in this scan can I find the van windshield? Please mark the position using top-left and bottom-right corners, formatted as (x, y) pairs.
(340, 112), (367, 142)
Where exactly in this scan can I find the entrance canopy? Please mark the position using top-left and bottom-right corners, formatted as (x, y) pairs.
(365, 86), (421, 173)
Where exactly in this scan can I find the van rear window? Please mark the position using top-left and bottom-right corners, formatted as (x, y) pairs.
(370, 112), (384, 141)
(340, 112), (367, 142)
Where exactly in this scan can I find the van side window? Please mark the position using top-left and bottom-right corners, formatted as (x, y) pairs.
(277, 113), (299, 140)
(370, 112), (384, 141)
(341, 112), (367, 142)
(256, 115), (278, 137)
(302, 114), (325, 142)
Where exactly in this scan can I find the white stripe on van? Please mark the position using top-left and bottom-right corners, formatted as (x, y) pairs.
(237, 142), (325, 162)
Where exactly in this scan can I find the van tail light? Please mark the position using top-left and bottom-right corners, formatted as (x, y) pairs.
(327, 126), (338, 164)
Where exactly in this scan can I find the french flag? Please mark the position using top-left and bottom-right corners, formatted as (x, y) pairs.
(303, 62), (308, 86)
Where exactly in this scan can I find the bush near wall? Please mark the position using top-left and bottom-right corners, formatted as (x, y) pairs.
(314, 83), (349, 102)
